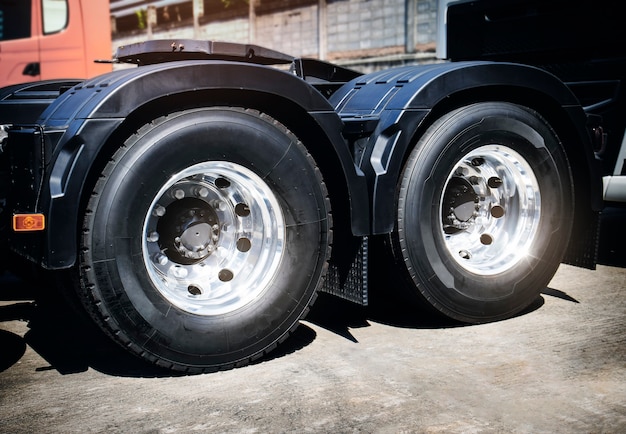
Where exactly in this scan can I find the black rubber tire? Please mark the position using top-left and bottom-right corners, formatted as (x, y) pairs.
(78, 107), (331, 373)
(390, 102), (573, 323)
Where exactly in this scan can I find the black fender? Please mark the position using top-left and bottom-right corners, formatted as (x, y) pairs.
(329, 60), (601, 234)
(0, 79), (83, 125)
(16, 60), (368, 269)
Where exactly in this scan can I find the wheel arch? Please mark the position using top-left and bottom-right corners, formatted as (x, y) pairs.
(37, 61), (367, 269)
(354, 62), (601, 241)
(91, 86), (368, 244)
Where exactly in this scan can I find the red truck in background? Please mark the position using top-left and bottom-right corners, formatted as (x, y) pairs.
(0, 0), (111, 87)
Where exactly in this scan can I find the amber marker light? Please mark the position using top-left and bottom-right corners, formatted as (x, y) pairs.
(13, 214), (46, 232)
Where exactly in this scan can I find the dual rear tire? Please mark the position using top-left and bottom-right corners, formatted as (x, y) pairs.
(75, 102), (573, 371)
(78, 108), (331, 372)
(390, 102), (573, 323)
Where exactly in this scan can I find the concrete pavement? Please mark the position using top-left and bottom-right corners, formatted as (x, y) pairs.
(1, 261), (625, 433)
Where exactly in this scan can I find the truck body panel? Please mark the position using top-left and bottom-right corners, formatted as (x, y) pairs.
(8, 59), (372, 269)
(439, 0), (626, 203)
(330, 61), (601, 233)
(7, 54), (599, 270)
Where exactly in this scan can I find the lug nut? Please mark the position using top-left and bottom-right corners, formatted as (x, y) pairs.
(172, 266), (188, 278)
(210, 200), (226, 211)
(152, 253), (168, 266)
(195, 187), (209, 198)
(153, 205), (166, 217)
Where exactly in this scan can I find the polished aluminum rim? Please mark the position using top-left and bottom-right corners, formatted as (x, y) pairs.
(440, 145), (541, 275)
(143, 161), (285, 316)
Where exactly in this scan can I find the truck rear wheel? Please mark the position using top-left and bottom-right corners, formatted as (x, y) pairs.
(78, 108), (330, 372)
(391, 102), (573, 323)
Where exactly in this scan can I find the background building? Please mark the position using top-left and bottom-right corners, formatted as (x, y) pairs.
(110, 0), (439, 72)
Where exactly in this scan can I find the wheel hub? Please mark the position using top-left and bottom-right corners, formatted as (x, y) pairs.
(178, 222), (215, 257)
(442, 177), (480, 233)
(157, 198), (219, 265)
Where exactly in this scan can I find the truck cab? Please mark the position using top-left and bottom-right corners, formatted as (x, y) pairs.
(0, 0), (111, 87)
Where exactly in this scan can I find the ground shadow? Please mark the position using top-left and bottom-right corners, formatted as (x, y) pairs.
(0, 328), (27, 372)
(542, 287), (580, 303)
(306, 283), (546, 341)
(0, 267), (552, 378)
(0, 272), (318, 377)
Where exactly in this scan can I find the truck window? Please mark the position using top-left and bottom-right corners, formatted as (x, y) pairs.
(0, 0), (31, 41)
(42, 0), (67, 34)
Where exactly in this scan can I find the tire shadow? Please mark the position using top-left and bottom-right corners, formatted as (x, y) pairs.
(305, 283), (546, 341)
(0, 272), (318, 377)
(24, 290), (319, 377)
(0, 271), (176, 376)
(0, 268), (547, 378)
(0, 328), (27, 372)
(305, 244), (546, 338)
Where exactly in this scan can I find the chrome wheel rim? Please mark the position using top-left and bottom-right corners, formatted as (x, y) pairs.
(440, 145), (541, 276)
(142, 161), (285, 316)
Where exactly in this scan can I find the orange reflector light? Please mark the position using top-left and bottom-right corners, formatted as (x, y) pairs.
(13, 214), (46, 232)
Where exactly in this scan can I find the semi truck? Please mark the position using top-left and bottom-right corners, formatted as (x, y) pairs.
(0, 0), (624, 373)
